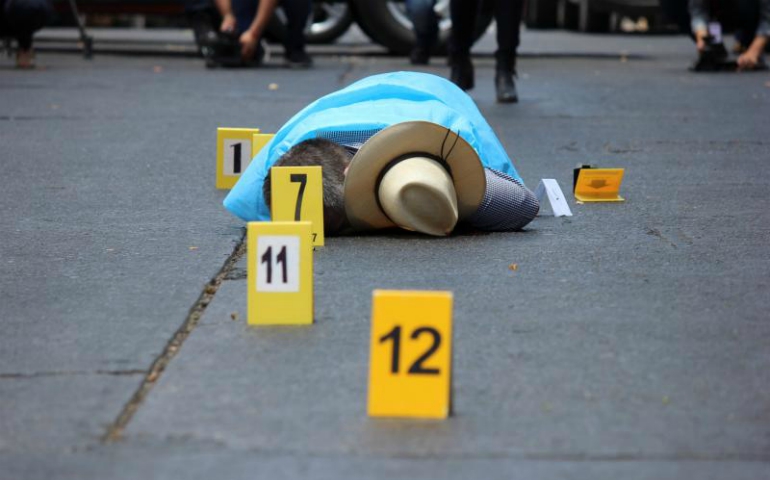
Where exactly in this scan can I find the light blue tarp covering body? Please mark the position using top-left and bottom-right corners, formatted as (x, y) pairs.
(224, 71), (522, 222)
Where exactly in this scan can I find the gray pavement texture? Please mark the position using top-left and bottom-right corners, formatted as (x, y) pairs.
(1, 28), (770, 479)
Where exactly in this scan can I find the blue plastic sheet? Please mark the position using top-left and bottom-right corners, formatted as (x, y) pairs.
(224, 71), (522, 222)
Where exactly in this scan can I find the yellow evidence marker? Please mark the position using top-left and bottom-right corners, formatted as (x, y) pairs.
(574, 168), (625, 202)
(216, 128), (273, 189)
(270, 166), (325, 247)
(247, 221), (313, 325)
(368, 290), (453, 419)
(251, 132), (275, 159)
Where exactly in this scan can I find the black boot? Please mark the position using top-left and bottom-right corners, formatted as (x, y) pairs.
(495, 52), (518, 103)
(450, 54), (474, 91)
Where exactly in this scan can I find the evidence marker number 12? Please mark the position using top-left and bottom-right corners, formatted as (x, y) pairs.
(367, 290), (453, 419)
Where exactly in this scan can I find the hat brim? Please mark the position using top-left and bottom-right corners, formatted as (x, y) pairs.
(343, 121), (485, 231)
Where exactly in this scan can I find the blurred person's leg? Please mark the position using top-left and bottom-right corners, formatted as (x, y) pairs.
(493, 0), (524, 103)
(281, 0), (312, 67)
(734, 0), (759, 49)
(3, 0), (53, 68)
(406, 0), (438, 64)
(449, 0), (476, 89)
(229, 0), (274, 65)
(688, 0), (733, 70)
(231, 0), (258, 34)
(735, 0), (768, 69)
(185, 0), (222, 49)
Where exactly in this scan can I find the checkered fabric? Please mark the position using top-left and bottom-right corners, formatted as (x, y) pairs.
(317, 129), (383, 156)
(466, 169), (539, 231)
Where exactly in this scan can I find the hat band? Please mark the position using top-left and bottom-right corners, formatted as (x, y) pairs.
(373, 152), (454, 221)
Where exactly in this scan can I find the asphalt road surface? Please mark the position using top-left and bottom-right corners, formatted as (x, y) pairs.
(1, 28), (769, 479)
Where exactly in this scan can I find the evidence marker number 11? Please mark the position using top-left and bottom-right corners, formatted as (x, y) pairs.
(247, 221), (313, 325)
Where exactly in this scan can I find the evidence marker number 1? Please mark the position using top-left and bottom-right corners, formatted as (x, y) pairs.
(216, 128), (275, 189)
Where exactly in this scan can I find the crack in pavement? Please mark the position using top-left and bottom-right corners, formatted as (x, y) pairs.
(0, 370), (146, 379)
(102, 231), (246, 443)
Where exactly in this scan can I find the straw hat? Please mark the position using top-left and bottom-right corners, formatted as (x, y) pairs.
(343, 121), (486, 236)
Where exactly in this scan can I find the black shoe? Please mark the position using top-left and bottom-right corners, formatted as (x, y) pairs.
(410, 46), (430, 65)
(200, 31), (240, 68)
(285, 49), (313, 69)
(495, 70), (518, 103)
(450, 56), (474, 90)
(690, 40), (735, 72)
(495, 52), (518, 103)
(199, 31), (263, 68)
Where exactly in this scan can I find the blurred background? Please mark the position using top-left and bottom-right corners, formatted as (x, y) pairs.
(40, 0), (680, 58)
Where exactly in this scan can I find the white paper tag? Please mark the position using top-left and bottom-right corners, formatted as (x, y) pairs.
(535, 179), (573, 217)
(223, 138), (252, 176)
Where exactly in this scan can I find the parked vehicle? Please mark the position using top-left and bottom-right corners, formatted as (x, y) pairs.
(53, 0), (493, 54)
(525, 0), (661, 32)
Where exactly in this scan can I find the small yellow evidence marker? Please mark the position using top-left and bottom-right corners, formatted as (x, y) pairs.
(247, 221), (313, 326)
(270, 166), (324, 247)
(367, 290), (453, 419)
(574, 168), (625, 202)
(216, 128), (260, 189)
(251, 132), (275, 159)
(216, 128), (274, 189)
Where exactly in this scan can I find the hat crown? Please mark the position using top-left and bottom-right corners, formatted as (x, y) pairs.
(343, 121), (486, 234)
(377, 157), (458, 236)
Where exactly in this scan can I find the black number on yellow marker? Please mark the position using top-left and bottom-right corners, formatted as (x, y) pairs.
(290, 173), (308, 221)
(378, 326), (441, 375)
(260, 245), (288, 284)
(230, 143), (242, 173)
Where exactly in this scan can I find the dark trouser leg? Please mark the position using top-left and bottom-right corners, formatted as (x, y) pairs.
(4, 0), (53, 50)
(494, 0), (524, 64)
(185, 0), (220, 47)
(449, 0), (477, 57)
(448, 0), (476, 89)
(231, 0), (259, 34)
(406, 0), (439, 49)
(735, 0), (759, 47)
(281, 0), (311, 54)
(494, 0), (524, 103)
